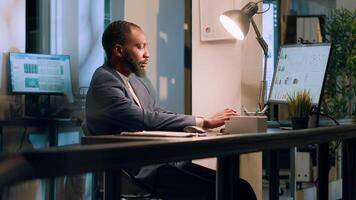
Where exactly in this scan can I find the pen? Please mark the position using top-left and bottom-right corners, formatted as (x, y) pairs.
(242, 106), (250, 116)
(261, 105), (268, 113)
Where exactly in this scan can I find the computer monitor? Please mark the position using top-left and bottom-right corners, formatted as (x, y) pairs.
(8, 52), (73, 96)
(268, 43), (331, 106)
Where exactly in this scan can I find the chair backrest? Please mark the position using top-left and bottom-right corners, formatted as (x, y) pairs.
(81, 120), (92, 136)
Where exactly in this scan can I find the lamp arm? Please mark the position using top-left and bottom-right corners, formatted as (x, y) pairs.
(251, 18), (269, 110)
(258, 52), (268, 110)
(250, 18), (268, 56)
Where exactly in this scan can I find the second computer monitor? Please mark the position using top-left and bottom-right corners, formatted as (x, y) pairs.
(268, 43), (331, 105)
(8, 52), (73, 95)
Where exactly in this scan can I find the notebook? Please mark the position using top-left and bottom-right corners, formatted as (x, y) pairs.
(120, 131), (207, 138)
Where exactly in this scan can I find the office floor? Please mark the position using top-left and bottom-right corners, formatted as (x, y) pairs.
(263, 180), (342, 200)
(263, 179), (293, 200)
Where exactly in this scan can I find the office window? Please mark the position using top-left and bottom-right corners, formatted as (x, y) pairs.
(50, 0), (105, 94)
(263, 1), (279, 100)
(104, 0), (111, 27)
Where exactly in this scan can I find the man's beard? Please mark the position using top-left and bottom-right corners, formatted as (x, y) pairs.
(123, 52), (146, 77)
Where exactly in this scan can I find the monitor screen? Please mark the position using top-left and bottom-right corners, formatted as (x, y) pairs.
(268, 43), (331, 105)
(8, 52), (73, 95)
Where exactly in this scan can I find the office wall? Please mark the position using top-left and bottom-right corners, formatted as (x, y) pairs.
(192, 0), (262, 117)
(124, 0), (159, 91)
(192, 2), (263, 198)
(0, 0), (25, 119)
(125, 0), (186, 113)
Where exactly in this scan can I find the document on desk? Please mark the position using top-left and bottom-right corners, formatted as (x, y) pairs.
(120, 131), (206, 137)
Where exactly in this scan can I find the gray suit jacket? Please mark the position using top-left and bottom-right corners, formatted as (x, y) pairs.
(86, 63), (195, 135)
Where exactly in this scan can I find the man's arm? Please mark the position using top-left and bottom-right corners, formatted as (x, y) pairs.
(202, 108), (238, 128)
(86, 71), (195, 134)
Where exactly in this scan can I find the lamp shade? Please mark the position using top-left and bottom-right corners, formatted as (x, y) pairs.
(219, 2), (258, 40)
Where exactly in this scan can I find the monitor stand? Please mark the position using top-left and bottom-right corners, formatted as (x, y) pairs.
(308, 105), (320, 128)
(25, 94), (51, 117)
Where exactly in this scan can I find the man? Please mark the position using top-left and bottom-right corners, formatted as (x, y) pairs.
(86, 20), (256, 200)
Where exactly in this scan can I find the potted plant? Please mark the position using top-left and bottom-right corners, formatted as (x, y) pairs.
(322, 8), (356, 121)
(320, 9), (356, 179)
(287, 90), (312, 129)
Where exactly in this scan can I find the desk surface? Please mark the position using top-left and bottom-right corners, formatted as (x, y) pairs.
(1, 125), (355, 199)
(81, 128), (285, 145)
(82, 131), (220, 144)
(81, 126), (355, 153)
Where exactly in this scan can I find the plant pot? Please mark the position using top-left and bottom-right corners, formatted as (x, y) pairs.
(291, 117), (309, 129)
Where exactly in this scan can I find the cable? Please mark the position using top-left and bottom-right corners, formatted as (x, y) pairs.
(319, 112), (340, 125)
(256, 1), (271, 14)
(330, 139), (342, 154)
(318, 112), (341, 155)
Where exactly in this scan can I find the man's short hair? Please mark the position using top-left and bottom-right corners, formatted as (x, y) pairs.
(102, 20), (140, 59)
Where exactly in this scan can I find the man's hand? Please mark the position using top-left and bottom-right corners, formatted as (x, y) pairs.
(203, 108), (239, 129)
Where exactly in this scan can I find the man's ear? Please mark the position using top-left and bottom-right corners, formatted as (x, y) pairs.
(112, 44), (124, 58)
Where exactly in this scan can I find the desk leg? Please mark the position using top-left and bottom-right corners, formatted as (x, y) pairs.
(49, 126), (58, 147)
(0, 126), (3, 153)
(290, 147), (297, 198)
(91, 173), (99, 200)
(49, 126), (58, 200)
(216, 155), (238, 200)
(317, 143), (329, 200)
(104, 170), (122, 200)
(342, 138), (356, 200)
(0, 127), (2, 200)
(0, 128), (2, 200)
(269, 150), (279, 200)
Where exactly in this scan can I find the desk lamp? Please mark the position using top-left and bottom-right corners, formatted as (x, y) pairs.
(220, 1), (268, 110)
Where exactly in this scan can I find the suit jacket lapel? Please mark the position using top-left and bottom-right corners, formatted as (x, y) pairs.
(129, 76), (148, 109)
(103, 63), (125, 85)
(103, 63), (138, 104)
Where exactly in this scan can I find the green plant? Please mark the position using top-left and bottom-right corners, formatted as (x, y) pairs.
(322, 8), (356, 118)
(287, 90), (312, 118)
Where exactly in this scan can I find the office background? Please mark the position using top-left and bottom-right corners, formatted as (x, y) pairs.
(1, 0), (355, 118)
(0, 0), (354, 199)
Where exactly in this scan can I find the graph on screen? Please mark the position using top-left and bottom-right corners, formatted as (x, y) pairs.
(9, 53), (73, 97)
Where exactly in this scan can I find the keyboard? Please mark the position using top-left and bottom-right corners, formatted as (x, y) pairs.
(278, 120), (292, 127)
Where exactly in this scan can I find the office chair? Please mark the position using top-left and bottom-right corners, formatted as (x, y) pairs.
(118, 170), (163, 200)
(80, 120), (162, 200)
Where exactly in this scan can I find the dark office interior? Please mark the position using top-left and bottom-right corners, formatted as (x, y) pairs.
(0, 0), (355, 200)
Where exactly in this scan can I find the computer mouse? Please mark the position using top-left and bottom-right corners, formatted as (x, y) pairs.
(183, 126), (206, 133)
